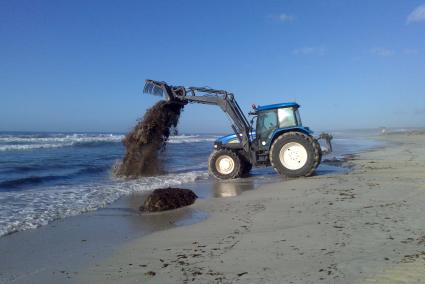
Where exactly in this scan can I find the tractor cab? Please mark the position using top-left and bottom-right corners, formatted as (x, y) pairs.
(254, 102), (310, 150)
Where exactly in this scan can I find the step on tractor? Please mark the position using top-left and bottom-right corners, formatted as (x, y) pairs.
(143, 79), (333, 180)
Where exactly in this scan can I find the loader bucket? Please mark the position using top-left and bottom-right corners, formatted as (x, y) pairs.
(143, 79), (187, 102)
(143, 79), (170, 99)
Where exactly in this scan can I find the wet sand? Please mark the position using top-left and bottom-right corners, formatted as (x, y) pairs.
(74, 132), (425, 284)
(0, 192), (208, 284)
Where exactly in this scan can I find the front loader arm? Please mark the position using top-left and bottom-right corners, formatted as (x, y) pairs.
(143, 80), (252, 155)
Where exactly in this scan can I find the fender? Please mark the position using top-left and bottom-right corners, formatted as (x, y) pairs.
(215, 132), (256, 145)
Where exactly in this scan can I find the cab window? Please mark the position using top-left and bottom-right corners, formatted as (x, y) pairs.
(278, 108), (297, 128)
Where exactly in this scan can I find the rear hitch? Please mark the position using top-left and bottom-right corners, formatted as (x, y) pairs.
(318, 132), (333, 154)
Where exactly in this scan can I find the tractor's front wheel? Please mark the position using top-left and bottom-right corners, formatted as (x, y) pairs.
(208, 149), (243, 180)
(270, 132), (320, 178)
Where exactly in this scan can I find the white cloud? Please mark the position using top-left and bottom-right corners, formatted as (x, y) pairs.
(403, 48), (419, 55)
(407, 4), (425, 24)
(278, 13), (295, 22)
(292, 46), (326, 56)
(268, 13), (295, 23)
(370, 47), (395, 57)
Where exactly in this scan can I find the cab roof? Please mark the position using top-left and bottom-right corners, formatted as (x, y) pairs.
(255, 102), (300, 112)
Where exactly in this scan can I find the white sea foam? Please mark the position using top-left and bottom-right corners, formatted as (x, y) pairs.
(0, 170), (209, 237)
(168, 135), (216, 144)
(0, 143), (72, 151)
(0, 133), (123, 144)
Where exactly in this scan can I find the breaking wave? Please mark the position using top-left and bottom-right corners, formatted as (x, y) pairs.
(0, 133), (122, 152)
(168, 135), (216, 144)
(0, 165), (111, 191)
(0, 133), (122, 143)
(0, 143), (72, 151)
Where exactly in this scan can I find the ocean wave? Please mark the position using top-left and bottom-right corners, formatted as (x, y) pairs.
(0, 133), (124, 143)
(168, 135), (216, 144)
(0, 134), (123, 151)
(0, 143), (72, 151)
(0, 170), (209, 237)
(0, 133), (123, 151)
(75, 165), (111, 175)
(0, 175), (69, 190)
(0, 133), (217, 151)
(0, 165), (112, 190)
(0, 163), (73, 174)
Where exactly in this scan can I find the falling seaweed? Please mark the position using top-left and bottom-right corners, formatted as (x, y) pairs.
(115, 100), (184, 178)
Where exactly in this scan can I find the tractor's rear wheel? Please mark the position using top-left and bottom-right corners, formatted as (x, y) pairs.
(208, 149), (243, 180)
(270, 132), (320, 178)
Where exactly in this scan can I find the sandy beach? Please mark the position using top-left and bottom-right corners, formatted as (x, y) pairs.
(72, 132), (425, 283)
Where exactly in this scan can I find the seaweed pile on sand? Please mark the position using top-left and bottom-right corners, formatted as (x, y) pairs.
(115, 101), (184, 178)
(140, 187), (198, 212)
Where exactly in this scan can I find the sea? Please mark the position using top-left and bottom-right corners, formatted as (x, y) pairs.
(0, 130), (384, 237)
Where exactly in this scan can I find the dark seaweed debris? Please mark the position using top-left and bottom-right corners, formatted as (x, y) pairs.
(140, 188), (198, 212)
(115, 101), (184, 178)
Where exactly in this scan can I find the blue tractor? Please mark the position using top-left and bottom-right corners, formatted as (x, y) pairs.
(143, 80), (332, 180)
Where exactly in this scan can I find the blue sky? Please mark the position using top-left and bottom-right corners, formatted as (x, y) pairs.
(1, 0), (424, 133)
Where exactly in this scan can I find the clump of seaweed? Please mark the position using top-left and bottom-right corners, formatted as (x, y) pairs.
(115, 101), (184, 178)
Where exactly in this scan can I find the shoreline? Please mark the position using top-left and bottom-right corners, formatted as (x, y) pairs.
(76, 132), (425, 283)
(0, 130), (384, 239)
